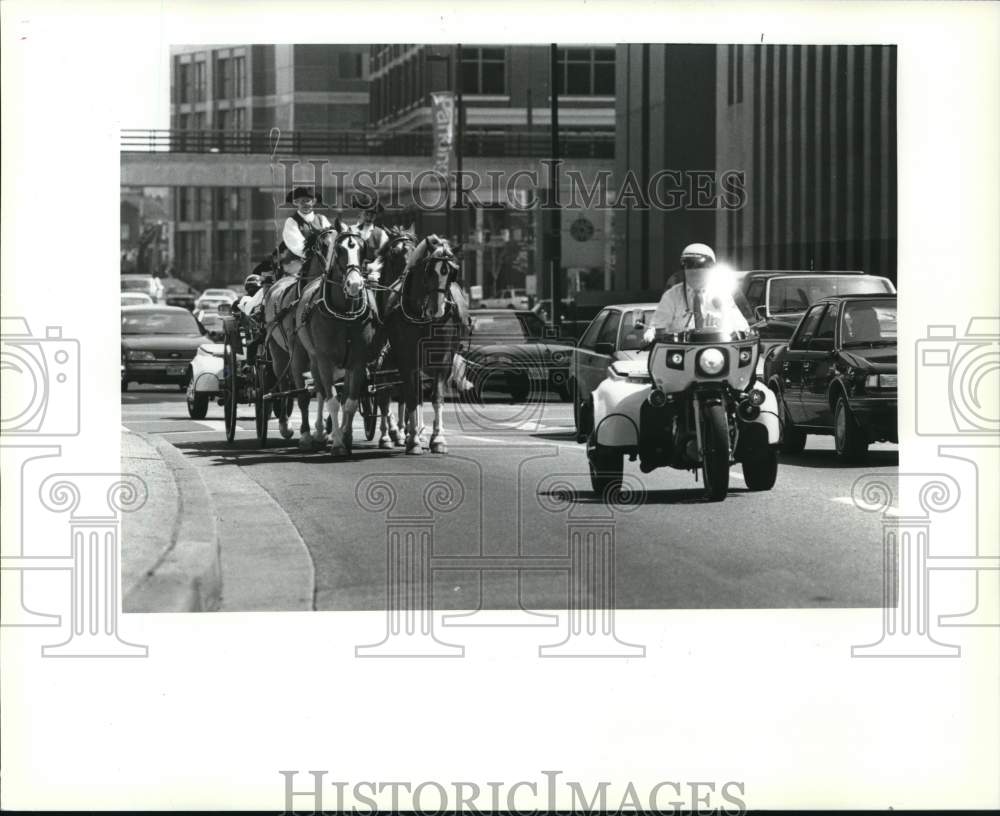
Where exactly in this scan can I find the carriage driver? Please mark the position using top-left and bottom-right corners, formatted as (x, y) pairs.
(642, 243), (749, 341)
(281, 186), (333, 277)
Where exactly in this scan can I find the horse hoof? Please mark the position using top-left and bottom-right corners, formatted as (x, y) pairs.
(298, 434), (313, 450)
(389, 429), (402, 445)
(279, 424), (294, 440)
(378, 436), (392, 449)
(430, 440), (448, 454)
(331, 446), (348, 458)
(405, 439), (424, 455)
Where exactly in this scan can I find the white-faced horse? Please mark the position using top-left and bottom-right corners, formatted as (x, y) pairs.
(295, 229), (381, 457)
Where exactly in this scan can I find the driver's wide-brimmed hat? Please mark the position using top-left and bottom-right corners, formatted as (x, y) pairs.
(285, 186), (324, 205)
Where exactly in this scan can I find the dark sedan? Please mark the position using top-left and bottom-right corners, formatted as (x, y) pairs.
(741, 271), (896, 365)
(121, 305), (209, 392)
(460, 309), (576, 402)
(763, 294), (897, 461)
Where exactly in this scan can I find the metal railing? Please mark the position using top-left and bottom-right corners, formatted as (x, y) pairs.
(120, 128), (615, 159)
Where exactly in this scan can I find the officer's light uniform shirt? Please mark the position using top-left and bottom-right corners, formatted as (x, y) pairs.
(647, 283), (750, 335)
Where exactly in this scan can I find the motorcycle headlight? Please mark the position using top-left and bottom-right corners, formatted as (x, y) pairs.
(127, 350), (155, 361)
(697, 347), (726, 376)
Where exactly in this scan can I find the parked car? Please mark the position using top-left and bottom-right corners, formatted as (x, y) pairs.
(479, 288), (530, 309)
(121, 305), (209, 392)
(184, 341), (244, 419)
(762, 293), (898, 461)
(120, 274), (166, 304)
(460, 309), (576, 402)
(194, 288), (239, 313)
(121, 292), (154, 307)
(567, 303), (657, 433)
(739, 270), (896, 365)
(162, 278), (199, 311)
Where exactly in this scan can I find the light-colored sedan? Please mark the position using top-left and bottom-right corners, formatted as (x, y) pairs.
(121, 292), (154, 307)
(567, 302), (657, 436)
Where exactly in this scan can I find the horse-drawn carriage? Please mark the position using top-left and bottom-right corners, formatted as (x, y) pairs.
(218, 305), (400, 447)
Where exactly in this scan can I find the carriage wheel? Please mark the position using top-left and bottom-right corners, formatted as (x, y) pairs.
(222, 334), (239, 443)
(361, 393), (377, 441)
(254, 362), (272, 446)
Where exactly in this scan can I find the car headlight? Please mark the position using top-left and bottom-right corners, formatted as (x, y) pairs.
(127, 350), (155, 361)
(697, 347), (726, 376)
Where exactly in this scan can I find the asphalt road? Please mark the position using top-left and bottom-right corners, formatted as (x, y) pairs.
(122, 385), (898, 611)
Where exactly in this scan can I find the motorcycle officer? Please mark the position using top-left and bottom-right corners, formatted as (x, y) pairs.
(642, 243), (749, 341)
(637, 243), (748, 472)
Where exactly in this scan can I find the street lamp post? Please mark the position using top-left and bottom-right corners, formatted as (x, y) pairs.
(549, 43), (562, 330)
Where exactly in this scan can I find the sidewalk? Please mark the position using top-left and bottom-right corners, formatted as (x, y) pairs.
(122, 431), (222, 612)
(121, 430), (314, 613)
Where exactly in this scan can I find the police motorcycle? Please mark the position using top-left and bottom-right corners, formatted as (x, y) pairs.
(584, 325), (782, 502)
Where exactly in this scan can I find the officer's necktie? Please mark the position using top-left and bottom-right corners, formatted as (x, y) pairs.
(693, 290), (705, 329)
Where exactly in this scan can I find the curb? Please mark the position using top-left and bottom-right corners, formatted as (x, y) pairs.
(124, 434), (222, 613)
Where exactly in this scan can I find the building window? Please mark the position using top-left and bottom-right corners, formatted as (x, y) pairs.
(461, 47), (507, 95)
(339, 52), (363, 79)
(195, 61), (206, 102)
(216, 55), (246, 99)
(176, 61), (195, 103)
(556, 47), (615, 95)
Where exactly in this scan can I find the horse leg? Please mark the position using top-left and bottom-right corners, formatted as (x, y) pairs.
(429, 372), (448, 454)
(403, 371), (423, 455)
(377, 389), (393, 449)
(270, 339), (296, 440)
(339, 369), (361, 456)
(393, 398), (406, 446)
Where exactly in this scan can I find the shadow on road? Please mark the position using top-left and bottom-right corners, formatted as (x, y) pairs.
(173, 438), (408, 467)
(778, 448), (898, 469)
(537, 487), (750, 506)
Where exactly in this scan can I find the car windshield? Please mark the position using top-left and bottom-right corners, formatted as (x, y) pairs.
(620, 309), (656, 350)
(202, 289), (235, 299)
(842, 301), (898, 345)
(122, 311), (200, 335)
(768, 276), (893, 314)
(470, 313), (544, 341)
(121, 278), (153, 292)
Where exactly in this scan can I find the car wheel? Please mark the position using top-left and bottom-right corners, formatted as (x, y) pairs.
(774, 381), (806, 454)
(186, 389), (210, 420)
(834, 394), (868, 462)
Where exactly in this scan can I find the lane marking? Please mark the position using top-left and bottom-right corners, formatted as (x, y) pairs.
(830, 496), (899, 515)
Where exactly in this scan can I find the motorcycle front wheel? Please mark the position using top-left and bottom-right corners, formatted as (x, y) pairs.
(700, 402), (730, 502)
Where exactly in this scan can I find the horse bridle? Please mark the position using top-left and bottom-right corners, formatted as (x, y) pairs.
(319, 230), (369, 320)
(400, 253), (460, 325)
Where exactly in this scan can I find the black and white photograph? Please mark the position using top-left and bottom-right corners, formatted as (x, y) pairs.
(118, 41), (901, 614)
(2, 1), (997, 812)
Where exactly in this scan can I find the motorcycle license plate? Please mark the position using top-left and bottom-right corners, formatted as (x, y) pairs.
(167, 365), (187, 376)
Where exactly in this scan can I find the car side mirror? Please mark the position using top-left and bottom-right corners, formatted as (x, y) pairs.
(753, 305), (767, 321)
(594, 342), (615, 356)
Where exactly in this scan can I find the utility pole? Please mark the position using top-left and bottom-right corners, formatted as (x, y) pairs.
(549, 43), (562, 330)
(455, 43), (464, 248)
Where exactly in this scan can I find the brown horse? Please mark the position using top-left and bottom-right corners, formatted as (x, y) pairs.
(262, 231), (334, 448)
(295, 229), (380, 457)
(370, 227), (418, 448)
(384, 236), (468, 454)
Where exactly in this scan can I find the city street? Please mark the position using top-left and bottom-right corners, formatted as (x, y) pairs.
(122, 385), (898, 611)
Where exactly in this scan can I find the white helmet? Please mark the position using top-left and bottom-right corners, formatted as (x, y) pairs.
(680, 243), (716, 269)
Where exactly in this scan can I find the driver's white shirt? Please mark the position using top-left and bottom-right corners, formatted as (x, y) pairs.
(282, 210), (332, 257)
(646, 283), (749, 335)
